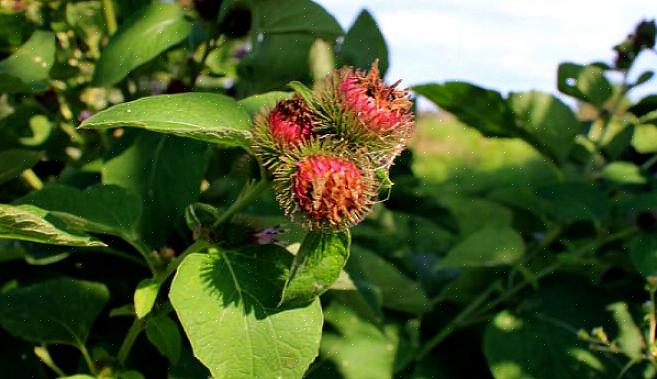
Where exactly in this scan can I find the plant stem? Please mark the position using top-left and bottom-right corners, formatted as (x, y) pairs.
(650, 289), (656, 346)
(78, 342), (97, 375)
(641, 154), (657, 171)
(417, 281), (502, 360)
(212, 179), (269, 228)
(102, 0), (118, 35)
(20, 169), (43, 190)
(117, 317), (145, 365)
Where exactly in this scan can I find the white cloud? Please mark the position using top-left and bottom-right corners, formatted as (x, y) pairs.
(317, 0), (657, 101)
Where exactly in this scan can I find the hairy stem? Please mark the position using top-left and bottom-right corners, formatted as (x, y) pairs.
(212, 179), (269, 228)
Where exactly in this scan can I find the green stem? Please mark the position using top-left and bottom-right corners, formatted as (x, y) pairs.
(641, 154), (657, 171)
(102, 0), (118, 35)
(20, 169), (43, 190)
(417, 281), (503, 360)
(78, 342), (97, 375)
(212, 179), (269, 228)
(117, 318), (145, 365)
(190, 38), (217, 88)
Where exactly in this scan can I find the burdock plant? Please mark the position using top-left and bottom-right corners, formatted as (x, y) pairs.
(252, 61), (415, 231)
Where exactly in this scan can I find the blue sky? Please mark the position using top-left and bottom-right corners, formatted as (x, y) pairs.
(316, 0), (657, 107)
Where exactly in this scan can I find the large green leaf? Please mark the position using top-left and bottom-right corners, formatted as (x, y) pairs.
(169, 245), (323, 379)
(102, 132), (208, 247)
(484, 280), (618, 379)
(348, 246), (430, 315)
(93, 3), (192, 86)
(0, 204), (105, 247)
(337, 9), (388, 75)
(318, 301), (398, 379)
(414, 82), (516, 137)
(0, 278), (109, 346)
(439, 227), (525, 268)
(507, 91), (581, 162)
(0, 149), (42, 185)
(250, 0), (342, 37)
(281, 231), (350, 306)
(80, 93), (252, 148)
(15, 184), (142, 241)
(0, 30), (55, 93)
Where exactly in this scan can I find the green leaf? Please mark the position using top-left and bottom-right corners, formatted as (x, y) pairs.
(484, 280), (618, 379)
(337, 9), (388, 75)
(0, 277), (109, 346)
(93, 3), (192, 86)
(80, 93), (252, 148)
(557, 63), (612, 106)
(103, 132), (208, 248)
(0, 204), (105, 247)
(414, 82), (516, 137)
(536, 182), (610, 226)
(134, 278), (159, 319)
(0, 30), (55, 93)
(507, 91), (581, 162)
(629, 234), (657, 277)
(636, 71), (654, 86)
(601, 162), (646, 185)
(15, 184), (142, 241)
(237, 91), (292, 118)
(281, 231), (350, 307)
(439, 227), (525, 268)
(575, 66), (612, 106)
(348, 245), (430, 315)
(146, 314), (181, 365)
(251, 0), (342, 37)
(0, 149), (42, 185)
(632, 124), (657, 153)
(169, 245), (323, 379)
(628, 95), (657, 117)
(319, 301), (398, 379)
(607, 302), (643, 360)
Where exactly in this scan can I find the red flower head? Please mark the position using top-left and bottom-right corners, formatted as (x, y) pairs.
(311, 61), (414, 166)
(252, 96), (317, 170)
(273, 150), (376, 230)
(268, 98), (314, 147)
(338, 62), (412, 135)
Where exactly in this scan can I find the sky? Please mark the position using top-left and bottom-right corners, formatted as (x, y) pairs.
(316, 0), (657, 109)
